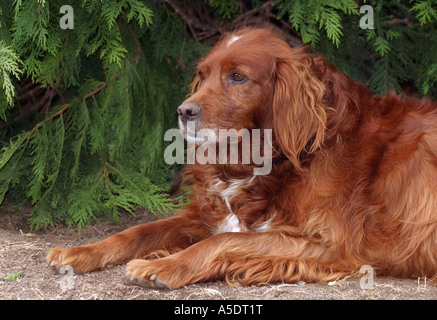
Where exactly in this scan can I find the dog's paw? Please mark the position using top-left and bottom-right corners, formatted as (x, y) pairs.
(46, 246), (96, 274)
(47, 248), (75, 272)
(49, 260), (82, 275)
(126, 259), (178, 290)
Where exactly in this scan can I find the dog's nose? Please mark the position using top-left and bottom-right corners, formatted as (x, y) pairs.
(177, 102), (202, 121)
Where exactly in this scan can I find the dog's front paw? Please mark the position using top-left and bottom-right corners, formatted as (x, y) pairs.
(47, 245), (99, 274)
(126, 259), (189, 290)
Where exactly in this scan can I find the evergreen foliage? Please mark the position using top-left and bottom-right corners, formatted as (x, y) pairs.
(0, 0), (436, 229)
(0, 0), (200, 229)
(275, 0), (437, 96)
(276, 0), (359, 47)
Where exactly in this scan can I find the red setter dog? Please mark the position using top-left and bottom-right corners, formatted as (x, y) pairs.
(48, 28), (437, 289)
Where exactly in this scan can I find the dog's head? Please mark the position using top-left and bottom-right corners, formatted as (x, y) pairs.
(178, 28), (329, 168)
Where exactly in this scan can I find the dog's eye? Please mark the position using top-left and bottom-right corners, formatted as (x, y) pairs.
(198, 71), (205, 81)
(231, 73), (247, 83)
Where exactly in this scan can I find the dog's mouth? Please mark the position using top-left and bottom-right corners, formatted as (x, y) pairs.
(178, 118), (220, 146)
(178, 118), (200, 145)
(178, 118), (195, 140)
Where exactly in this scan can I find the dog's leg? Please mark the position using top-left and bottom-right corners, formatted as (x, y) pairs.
(126, 232), (354, 289)
(47, 216), (209, 273)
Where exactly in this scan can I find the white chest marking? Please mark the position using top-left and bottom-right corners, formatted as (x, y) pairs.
(213, 177), (262, 234)
(215, 213), (242, 234)
(220, 178), (250, 213)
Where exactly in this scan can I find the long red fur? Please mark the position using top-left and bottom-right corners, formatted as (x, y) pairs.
(47, 28), (437, 289)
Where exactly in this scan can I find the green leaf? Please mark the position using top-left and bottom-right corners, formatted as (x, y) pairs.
(0, 133), (29, 171)
(411, 0), (437, 25)
(373, 36), (391, 56)
(275, 0), (358, 47)
(101, 0), (124, 30)
(125, 0), (153, 27)
(422, 62), (437, 94)
(317, 6), (343, 47)
(0, 41), (22, 118)
(3, 271), (22, 281)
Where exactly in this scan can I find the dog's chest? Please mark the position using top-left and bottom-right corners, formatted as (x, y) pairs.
(215, 213), (241, 233)
(209, 177), (271, 234)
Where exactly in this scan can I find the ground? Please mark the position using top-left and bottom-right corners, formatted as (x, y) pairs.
(0, 207), (436, 300)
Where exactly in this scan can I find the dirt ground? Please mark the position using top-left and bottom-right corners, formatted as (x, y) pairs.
(1, 207), (436, 301)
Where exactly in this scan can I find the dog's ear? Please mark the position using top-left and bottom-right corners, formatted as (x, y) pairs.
(273, 48), (327, 169)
